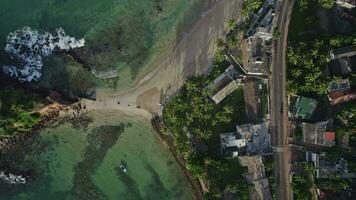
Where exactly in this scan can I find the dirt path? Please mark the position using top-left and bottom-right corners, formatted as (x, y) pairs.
(84, 0), (243, 117)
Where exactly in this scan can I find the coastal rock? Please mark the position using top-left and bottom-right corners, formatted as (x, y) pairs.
(1, 26), (85, 82)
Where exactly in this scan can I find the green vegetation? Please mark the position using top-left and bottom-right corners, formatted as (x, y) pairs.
(289, 0), (326, 42)
(288, 0), (356, 197)
(37, 56), (96, 98)
(292, 163), (315, 200)
(292, 175), (313, 200)
(318, 0), (335, 9)
(265, 155), (277, 199)
(334, 101), (356, 146)
(293, 125), (303, 142)
(162, 54), (249, 198)
(0, 88), (42, 136)
(316, 175), (350, 192)
(261, 82), (269, 118)
(241, 0), (263, 18)
(287, 40), (330, 96)
(287, 34), (356, 96)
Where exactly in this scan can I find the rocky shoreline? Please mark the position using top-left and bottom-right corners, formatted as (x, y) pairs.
(151, 116), (205, 200)
(0, 101), (89, 154)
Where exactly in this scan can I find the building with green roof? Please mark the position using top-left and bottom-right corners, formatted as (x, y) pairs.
(290, 96), (318, 121)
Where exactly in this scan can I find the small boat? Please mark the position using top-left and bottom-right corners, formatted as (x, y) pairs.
(119, 164), (127, 173)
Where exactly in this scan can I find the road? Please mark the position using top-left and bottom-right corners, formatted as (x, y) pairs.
(270, 0), (295, 200)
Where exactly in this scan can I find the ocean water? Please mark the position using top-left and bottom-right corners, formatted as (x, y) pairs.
(0, 0), (202, 88)
(0, 111), (196, 200)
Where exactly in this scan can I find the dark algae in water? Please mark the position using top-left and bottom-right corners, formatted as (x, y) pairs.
(0, 111), (196, 200)
(116, 165), (144, 200)
(72, 124), (129, 200)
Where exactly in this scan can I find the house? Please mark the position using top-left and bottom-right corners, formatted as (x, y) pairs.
(207, 54), (269, 104)
(329, 46), (356, 76)
(220, 131), (247, 157)
(226, 52), (270, 79)
(220, 122), (271, 157)
(289, 96), (318, 121)
(306, 152), (356, 179)
(254, 26), (274, 41)
(245, 0), (277, 39)
(302, 120), (335, 147)
(207, 65), (243, 104)
(336, 0), (356, 9)
(328, 79), (356, 105)
(328, 79), (350, 93)
(246, 36), (272, 74)
(243, 0), (275, 75)
(239, 156), (272, 200)
(237, 122), (271, 155)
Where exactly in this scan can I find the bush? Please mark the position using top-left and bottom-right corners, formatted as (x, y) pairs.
(0, 88), (42, 136)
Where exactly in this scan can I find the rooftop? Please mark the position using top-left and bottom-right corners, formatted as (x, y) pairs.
(336, 0), (356, 9)
(220, 122), (271, 156)
(329, 46), (356, 76)
(220, 132), (247, 157)
(293, 96), (318, 121)
(330, 92), (356, 106)
(306, 152), (356, 179)
(328, 79), (350, 92)
(302, 120), (335, 147)
(207, 65), (242, 104)
(245, 0), (276, 38)
(331, 46), (356, 59)
(239, 156), (272, 200)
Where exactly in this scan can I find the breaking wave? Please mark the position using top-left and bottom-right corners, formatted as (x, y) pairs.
(0, 171), (26, 185)
(1, 26), (85, 82)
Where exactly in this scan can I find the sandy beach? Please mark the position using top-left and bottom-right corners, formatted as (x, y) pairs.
(85, 0), (243, 118)
(0, 1), (243, 199)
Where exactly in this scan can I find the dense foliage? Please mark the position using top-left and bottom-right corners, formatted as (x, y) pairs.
(0, 88), (42, 136)
(334, 101), (356, 146)
(265, 155), (277, 199)
(162, 58), (250, 199)
(287, 35), (356, 96)
(292, 175), (313, 200)
(241, 0), (263, 18)
(292, 163), (315, 200)
(298, 0), (335, 10)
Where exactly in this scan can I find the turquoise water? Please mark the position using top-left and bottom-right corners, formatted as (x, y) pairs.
(0, 0), (202, 83)
(0, 111), (196, 200)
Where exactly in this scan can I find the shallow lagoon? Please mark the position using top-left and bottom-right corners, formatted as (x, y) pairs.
(0, 111), (195, 200)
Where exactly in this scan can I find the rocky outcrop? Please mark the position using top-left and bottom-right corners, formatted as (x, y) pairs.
(1, 26), (85, 82)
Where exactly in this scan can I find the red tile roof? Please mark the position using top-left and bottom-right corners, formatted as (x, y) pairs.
(329, 90), (349, 101)
(330, 92), (356, 106)
(325, 132), (336, 142)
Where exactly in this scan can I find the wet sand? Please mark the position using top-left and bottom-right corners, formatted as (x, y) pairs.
(88, 0), (243, 115)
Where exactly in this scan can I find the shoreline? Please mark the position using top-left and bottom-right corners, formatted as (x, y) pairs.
(151, 116), (205, 200)
(0, 0), (243, 197)
(0, 101), (88, 154)
(0, 101), (205, 199)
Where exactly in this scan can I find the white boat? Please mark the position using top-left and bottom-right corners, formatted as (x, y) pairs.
(119, 164), (127, 173)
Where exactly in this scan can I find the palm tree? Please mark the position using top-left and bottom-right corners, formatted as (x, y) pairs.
(227, 19), (236, 30)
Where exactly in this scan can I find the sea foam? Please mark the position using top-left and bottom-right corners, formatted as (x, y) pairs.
(1, 26), (85, 82)
(0, 171), (26, 184)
